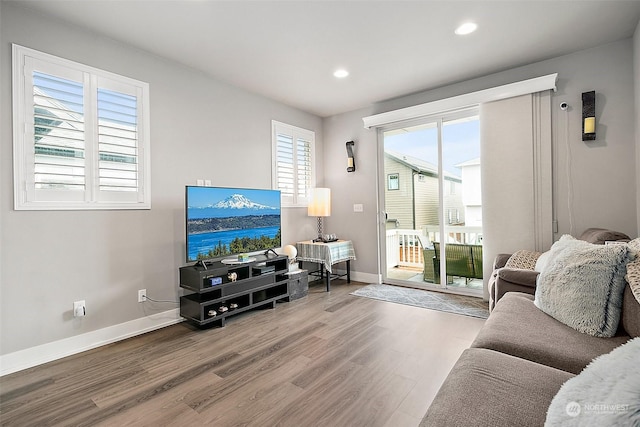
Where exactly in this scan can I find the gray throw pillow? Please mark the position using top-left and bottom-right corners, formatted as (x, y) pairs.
(534, 235), (634, 337)
(578, 228), (630, 245)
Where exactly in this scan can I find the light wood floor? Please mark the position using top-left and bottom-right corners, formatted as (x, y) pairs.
(0, 280), (485, 427)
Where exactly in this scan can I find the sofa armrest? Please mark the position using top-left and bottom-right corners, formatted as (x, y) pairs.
(497, 268), (540, 288)
(493, 253), (512, 270)
(494, 268), (540, 304)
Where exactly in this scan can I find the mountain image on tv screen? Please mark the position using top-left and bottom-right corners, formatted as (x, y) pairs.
(186, 186), (281, 262)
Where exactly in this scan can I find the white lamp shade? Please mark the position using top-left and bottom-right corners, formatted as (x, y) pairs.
(308, 188), (331, 217)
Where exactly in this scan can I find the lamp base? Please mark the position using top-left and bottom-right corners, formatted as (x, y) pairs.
(311, 216), (323, 242)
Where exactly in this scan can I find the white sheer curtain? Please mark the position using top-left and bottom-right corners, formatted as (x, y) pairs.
(480, 91), (553, 299)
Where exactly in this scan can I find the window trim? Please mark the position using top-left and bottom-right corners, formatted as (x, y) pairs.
(12, 44), (151, 210)
(271, 120), (316, 208)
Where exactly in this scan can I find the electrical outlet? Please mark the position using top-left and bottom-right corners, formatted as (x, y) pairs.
(73, 300), (86, 317)
(353, 203), (363, 212)
(138, 289), (147, 303)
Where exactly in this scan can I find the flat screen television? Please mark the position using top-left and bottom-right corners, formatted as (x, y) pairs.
(185, 186), (281, 263)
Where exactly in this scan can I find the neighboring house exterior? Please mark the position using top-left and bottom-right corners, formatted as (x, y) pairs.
(456, 157), (482, 227)
(384, 150), (464, 230)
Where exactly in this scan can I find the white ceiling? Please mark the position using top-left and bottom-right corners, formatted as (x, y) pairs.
(8, 0), (640, 117)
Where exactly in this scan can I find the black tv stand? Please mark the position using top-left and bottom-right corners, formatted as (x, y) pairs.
(179, 254), (290, 327)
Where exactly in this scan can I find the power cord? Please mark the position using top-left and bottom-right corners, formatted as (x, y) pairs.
(142, 294), (179, 304)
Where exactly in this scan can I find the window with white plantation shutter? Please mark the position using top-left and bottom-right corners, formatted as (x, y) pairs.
(272, 121), (315, 207)
(12, 44), (150, 210)
(97, 86), (138, 193)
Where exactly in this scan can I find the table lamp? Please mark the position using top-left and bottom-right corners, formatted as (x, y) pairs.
(308, 188), (331, 242)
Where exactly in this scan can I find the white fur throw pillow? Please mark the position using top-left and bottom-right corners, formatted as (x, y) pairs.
(534, 235), (635, 337)
(505, 249), (541, 270)
(625, 238), (640, 304)
(535, 250), (551, 273)
(545, 337), (640, 426)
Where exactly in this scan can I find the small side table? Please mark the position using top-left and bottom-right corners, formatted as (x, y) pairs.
(295, 240), (356, 291)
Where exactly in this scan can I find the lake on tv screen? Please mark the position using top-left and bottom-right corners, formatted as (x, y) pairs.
(188, 226), (280, 261)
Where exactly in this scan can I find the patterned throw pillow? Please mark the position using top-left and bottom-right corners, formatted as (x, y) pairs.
(504, 250), (542, 270)
(625, 238), (640, 304)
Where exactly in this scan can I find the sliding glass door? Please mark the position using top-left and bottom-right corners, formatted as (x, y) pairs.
(380, 109), (482, 296)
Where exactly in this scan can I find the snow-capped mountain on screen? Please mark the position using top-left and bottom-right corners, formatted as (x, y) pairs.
(212, 194), (276, 210)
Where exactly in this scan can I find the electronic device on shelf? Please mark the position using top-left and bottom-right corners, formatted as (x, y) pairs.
(185, 186), (282, 264)
(253, 264), (275, 275)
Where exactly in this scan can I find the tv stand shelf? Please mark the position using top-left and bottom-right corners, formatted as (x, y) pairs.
(179, 254), (289, 327)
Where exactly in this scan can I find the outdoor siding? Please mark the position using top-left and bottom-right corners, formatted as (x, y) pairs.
(384, 154), (465, 231)
(414, 174), (439, 228)
(384, 156), (414, 229)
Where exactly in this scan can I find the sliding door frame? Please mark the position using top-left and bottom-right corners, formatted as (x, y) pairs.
(377, 107), (481, 296)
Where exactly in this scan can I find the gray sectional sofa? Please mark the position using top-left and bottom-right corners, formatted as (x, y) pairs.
(421, 231), (640, 427)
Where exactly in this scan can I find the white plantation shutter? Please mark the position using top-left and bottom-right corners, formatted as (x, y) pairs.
(296, 136), (313, 201)
(13, 44), (150, 210)
(32, 72), (86, 193)
(272, 121), (315, 207)
(275, 133), (295, 199)
(98, 88), (138, 192)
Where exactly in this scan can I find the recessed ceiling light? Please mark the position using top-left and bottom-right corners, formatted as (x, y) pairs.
(455, 22), (477, 35)
(333, 69), (349, 78)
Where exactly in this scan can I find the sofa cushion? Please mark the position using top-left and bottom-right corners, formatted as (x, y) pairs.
(420, 348), (574, 427)
(534, 235), (633, 337)
(545, 337), (640, 426)
(472, 292), (630, 374)
(621, 285), (640, 338)
(578, 228), (630, 244)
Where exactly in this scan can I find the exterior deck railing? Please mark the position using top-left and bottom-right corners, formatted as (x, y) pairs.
(386, 228), (424, 268)
(386, 226), (483, 269)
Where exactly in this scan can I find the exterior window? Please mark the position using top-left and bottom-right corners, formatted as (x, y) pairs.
(388, 173), (400, 190)
(12, 44), (150, 210)
(272, 121), (315, 207)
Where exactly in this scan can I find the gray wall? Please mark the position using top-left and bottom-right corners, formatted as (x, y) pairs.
(322, 37), (638, 282)
(0, 3), (322, 355)
(323, 108), (379, 278)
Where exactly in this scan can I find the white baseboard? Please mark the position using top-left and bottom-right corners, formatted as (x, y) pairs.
(330, 269), (380, 285)
(351, 271), (381, 284)
(1, 271), (380, 377)
(1, 309), (183, 377)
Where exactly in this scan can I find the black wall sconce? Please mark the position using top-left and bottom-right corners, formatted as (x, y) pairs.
(346, 141), (355, 172)
(582, 91), (596, 141)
